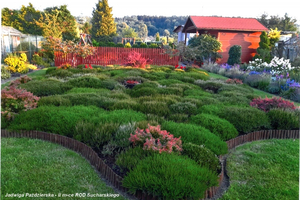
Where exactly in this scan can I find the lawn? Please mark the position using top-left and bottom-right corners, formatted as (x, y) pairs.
(220, 139), (299, 200)
(1, 137), (127, 200)
(1, 65), (299, 200)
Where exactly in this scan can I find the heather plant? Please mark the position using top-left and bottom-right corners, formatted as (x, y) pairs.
(122, 153), (218, 200)
(129, 124), (183, 154)
(169, 102), (197, 116)
(226, 78), (243, 84)
(38, 95), (72, 107)
(9, 76), (32, 87)
(138, 101), (170, 116)
(68, 77), (103, 88)
(250, 97), (296, 112)
(161, 121), (228, 155)
(46, 69), (74, 78)
(267, 109), (299, 130)
(1, 86), (40, 120)
(182, 142), (220, 173)
(190, 113), (238, 141)
(194, 79), (224, 93)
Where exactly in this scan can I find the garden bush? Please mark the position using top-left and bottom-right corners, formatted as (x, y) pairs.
(122, 153), (218, 200)
(227, 45), (242, 65)
(138, 101), (170, 117)
(140, 71), (166, 81)
(116, 147), (156, 172)
(199, 104), (225, 115)
(38, 95), (72, 107)
(64, 87), (110, 94)
(244, 74), (270, 89)
(68, 77), (103, 88)
(183, 89), (212, 97)
(267, 109), (299, 130)
(182, 142), (220, 173)
(215, 93), (251, 106)
(168, 113), (189, 123)
(190, 113), (238, 141)
(161, 121), (228, 155)
(138, 95), (180, 105)
(167, 73), (196, 83)
(250, 97), (296, 112)
(129, 87), (159, 97)
(194, 80), (224, 93)
(20, 79), (73, 96)
(169, 102), (197, 116)
(158, 87), (183, 96)
(110, 99), (139, 110)
(46, 69), (73, 78)
(218, 106), (271, 133)
(74, 121), (119, 148)
(1, 65), (11, 79)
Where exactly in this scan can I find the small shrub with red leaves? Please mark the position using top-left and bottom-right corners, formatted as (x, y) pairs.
(226, 78), (243, 84)
(1, 86), (40, 120)
(250, 97), (296, 112)
(129, 124), (182, 153)
(125, 51), (152, 68)
(9, 76), (32, 87)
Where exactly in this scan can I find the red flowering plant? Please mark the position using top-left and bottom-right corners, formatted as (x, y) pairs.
(84, 64), (93, 69)
(1, 86), (40, 120)
(57, 62), (72, 70)
(125, 51), (152, 68)
(129, 124), (183, 154)
(225, 78), (243, 84)
(250, 97), (296, 112)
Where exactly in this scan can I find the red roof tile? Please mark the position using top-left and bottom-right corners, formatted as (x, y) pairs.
(190, 16), (269, 31)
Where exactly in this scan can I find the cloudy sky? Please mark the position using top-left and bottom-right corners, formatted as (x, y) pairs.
(1, 0), (299, 23)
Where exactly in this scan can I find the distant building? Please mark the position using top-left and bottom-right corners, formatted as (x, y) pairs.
(173, 25), (194, 45)
(1, 25), (25, 55)
(180, 16), (269, 63)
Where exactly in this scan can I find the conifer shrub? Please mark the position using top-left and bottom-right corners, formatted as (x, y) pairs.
(157, 79), (184, 86)
(227, 45), (242, 65)
(182, 142), (220, 173)
(122, 153), (218, 200)
(19, 80), (73, 96)
(168, 113), (189, 123)
(64, 87), (110, 94)
(267, 109), (299, 130)
(138, 95), (180, 105)
(190, 113), (238, 141)
(167, 74), (195, 83)
(158, 87), (183, 96)
(199, 104), (225, 115)
(218, 106), (271, 133)
(195, 80), (224, 93)
(140, 71), (166, 81)
(110, 99), (139, 110)
(161, 121), (228, 155)
(129, 87), (159, 97)
(169, 102), (197, 116)
(46, 69), (73, 78)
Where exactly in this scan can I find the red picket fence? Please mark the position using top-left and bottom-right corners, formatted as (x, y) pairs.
(54, 47), (179, 67)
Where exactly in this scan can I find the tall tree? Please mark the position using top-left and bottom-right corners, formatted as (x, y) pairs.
(18, 3), (43, 35)
(81, 22), (92, 34)
(281, 13), (297, 31)
(91, 0), (116, 42)
(138, 23), (148, 40)
(121, 27), (138, 38)
(155, 32), (160, 41)
(43, 5), (79, 41)
(2, 8), (23, 32)
(257, 13), (297, 31)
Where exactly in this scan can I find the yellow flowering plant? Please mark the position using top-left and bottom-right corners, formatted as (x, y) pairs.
(4, 53), (29, 74)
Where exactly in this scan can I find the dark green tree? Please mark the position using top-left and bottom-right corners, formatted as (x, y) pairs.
(18, 3), (43, 35)
(155, 32), (160, 41)
(227, 45), (242, 65)
(188, 34), (222, 63)
(257, 13), (297, 31)
(255, 31), (271, 62)
(91, 0), (117, 43)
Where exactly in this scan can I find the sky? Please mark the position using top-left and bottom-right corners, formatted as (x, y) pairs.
(1, 0), (300, 23)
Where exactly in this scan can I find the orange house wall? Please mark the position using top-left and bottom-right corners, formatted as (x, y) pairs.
(211, 31), (261, 64)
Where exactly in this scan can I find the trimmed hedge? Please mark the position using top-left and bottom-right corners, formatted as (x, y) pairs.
(161, 121), (228, 155)
(267, 109), (299, 130)
(122, 153), (218, 200)
(190, 113), (238, 141)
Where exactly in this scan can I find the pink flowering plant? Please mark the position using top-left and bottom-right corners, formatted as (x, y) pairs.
(1, 86), (40, 120)
(9, 75), (32, 87)
(225, 78), (243, 84)
(129, 124), (183, 154)
(250, 97), (296, 112)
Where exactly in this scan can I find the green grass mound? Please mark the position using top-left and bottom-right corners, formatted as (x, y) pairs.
(122, 153), (218, 200)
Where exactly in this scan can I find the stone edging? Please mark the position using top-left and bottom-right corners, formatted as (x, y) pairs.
(1, 129), (299, 200)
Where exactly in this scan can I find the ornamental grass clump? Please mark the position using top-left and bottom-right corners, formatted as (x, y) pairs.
(129, 124), (182, 154)
(250, 97), (296, 112)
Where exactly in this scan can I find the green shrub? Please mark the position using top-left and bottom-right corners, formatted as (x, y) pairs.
(47, 69), (73, 78)
(267, 109), (299, 130)
(45, 67), (57, 74)
(38, 95), (72, 106)
(169, 102), (197, 116)
(68, 77), (103, 88)
(183, 89), (212, 97)
(194, 80), (224, 93)
(140, 72), (166, 81)
(161, 121), (228, 155)
(218, 83), (254, 94)
(150, 66), (173, 73)
(129, 87), (159, 97)
(167, 74), (195, 83)
(192, 96), (220, 105)
(1, 65), (11, 79)
(74, 121), (119, 148)
(199, 104), (225, 115)
(190, 113), (238, 141)
(157, 79), (185, 86)
(101, 79), (122, 90)
(110, 99), (138, 110)
(64, 87), (110, 94)
(140, 94), (180, 105)
(7, 106), (104, 137)
(139, 43), (147, 48)
(186, 72), (210, 81)
(20, 80), (73, 96)
(116, 147), (155, 172)
(158, 87), (183, 96)
(182, 142), (220, 173)
(182, 98), (204, 108)
(138, 101), (170, 117)
(122, 153), (218, 200)
(215, 92), (251, 106)
(168, 113), (189, 123)
(218, 106), (271, 133)
(227, 45), (242, 65)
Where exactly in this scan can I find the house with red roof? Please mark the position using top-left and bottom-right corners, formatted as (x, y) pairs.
(180, 16), (269, 63)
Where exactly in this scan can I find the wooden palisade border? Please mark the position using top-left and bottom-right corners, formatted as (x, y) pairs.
(1, 129), (299, 200)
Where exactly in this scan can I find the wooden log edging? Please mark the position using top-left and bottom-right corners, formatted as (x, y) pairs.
(1, 129), (299, 200)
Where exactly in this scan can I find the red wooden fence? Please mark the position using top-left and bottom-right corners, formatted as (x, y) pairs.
(54, 47), (179, 67)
